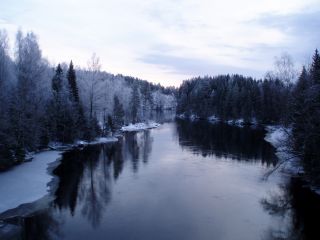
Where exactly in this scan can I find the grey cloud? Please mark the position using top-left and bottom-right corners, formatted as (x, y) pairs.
(139, 53), (264, 79)
(254, 10), (320, 34)
(248, 9), (320, 64)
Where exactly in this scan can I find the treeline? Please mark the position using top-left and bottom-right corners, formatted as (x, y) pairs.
(177, 74), (290, 124)
(291, 50), (320, 184)
(176, 50), (320, 185)
(0, 29), (176, 169)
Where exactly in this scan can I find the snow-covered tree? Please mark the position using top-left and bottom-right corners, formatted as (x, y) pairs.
(11, 30), (46, 153)
(113, 95), (125, 128)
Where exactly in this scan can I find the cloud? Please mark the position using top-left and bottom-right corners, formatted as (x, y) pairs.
(0, 0), (319, 86)
(139, 53), (264, 78)
(253, 10), (320, 35)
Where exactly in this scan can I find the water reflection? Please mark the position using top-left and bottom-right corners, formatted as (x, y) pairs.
(175, 119), (277, 165)
(261, 177), (320, 240)
(4, 121), (320, 240)
(150, 110), (176, 123)
(22, 210), (61, 240)
(53, 130), (153, 229)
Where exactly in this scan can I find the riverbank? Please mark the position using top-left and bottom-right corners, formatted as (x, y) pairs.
(264, 125), (320, 196)
(176, 114), (257, 127)
(0, 151), (62, 216)
(121, 121), (161, 131)
(0, 121), (162, 216)
(0, 136), (119, 217)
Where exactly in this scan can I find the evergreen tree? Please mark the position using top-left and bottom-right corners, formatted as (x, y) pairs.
(311, 49), (320, 84)
(67, 61), (79, 102)
(113, 95), (125, 128)
(108, 115), (114, 133)
(48, 64), (75, 143)
(302, 52), (320, 182)
(131, 84), (140, 123)
(67, 61), (88, 139)
(52, 64), (63, 94)
(291, 67), (310, 152)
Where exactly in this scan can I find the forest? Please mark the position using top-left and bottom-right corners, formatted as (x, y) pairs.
(0, 29), (176, 170)
(176, 50), (320, 184)
(1, 27), (320, 188)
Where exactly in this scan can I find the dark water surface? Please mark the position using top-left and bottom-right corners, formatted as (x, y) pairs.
(19, 121), (320, 240)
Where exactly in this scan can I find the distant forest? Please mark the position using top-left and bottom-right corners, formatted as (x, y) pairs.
(176, 50), (320, 184)
(0, 29), (176, 169)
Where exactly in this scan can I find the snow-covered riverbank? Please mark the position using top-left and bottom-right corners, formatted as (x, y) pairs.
(264, 126), (320, 195)
(264, 126), (303, 175)
(0, 151), (61, 215)
(121, 122), (161, 132)
(177, 113), (257, 127)
(0, 136), (119, 216)
(0, 123), (161, 216)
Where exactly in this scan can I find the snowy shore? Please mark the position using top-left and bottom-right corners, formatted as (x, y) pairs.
(0, 151), (61, 215)
(0, 136), (119, 217)
(121, 122), (161, 132)
(177, 113), (257, 127)
(264, 126), (305, 177)
(0, 122), (160, 216)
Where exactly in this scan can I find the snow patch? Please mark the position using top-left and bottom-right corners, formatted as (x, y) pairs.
(121, 122), (161, 132)
(207, 115), (220, 123)
(49, 137), (118, 150)
(0, 151), (61, 214)
(226, 119), (245, 127)
(76, 137), (118, 146)
(264, 126), (287, 149)
(176, 113), (200, 121)
(264, 126), (302, 175)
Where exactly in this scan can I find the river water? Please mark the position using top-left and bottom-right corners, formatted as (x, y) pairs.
(14, 120), (320, 240)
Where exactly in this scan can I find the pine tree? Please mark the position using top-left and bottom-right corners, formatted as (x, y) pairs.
(291, 66), (310, 152)
(108, 115), (114, 132)
(67, 61), (87, 139)
(131, 84), (140, 123)
(52, 64), (63, 94)
(113, 95), (125, 128)
(311, 49), (320, 84)
(67, 61), (79, 103)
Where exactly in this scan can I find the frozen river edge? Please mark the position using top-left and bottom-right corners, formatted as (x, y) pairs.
(0, 121), (161, 219)
(0, 136), (119, 219)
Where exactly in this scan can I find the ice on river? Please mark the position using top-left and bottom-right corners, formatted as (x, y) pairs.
(0, 151), (61, 214)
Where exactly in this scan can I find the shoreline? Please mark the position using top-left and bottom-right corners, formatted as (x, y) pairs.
(0, 121), (162, 219)
(177, 116), (320, 195)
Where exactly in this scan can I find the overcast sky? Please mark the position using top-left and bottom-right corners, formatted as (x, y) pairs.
(1, 0), (319, 86)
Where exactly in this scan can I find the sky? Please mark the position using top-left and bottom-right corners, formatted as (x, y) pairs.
(1, 0), (319, 86)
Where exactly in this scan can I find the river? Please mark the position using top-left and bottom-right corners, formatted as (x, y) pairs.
(5, 120), (320, 240)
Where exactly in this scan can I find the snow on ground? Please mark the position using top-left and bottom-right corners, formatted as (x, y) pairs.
(225, 118), (258, 127)
(49, 137), (118, 150)
(176, 114), (200, 121)
(0, 151), (61, 214)
(207, 115), (220, 123)
(121, 122), (161, 132)
(264, 126), (288, 149)
(76, 137), (118, 146)
(264, 126), (320, 195)
(264, 126), (302, 175)
(226, 119), (245, 127)
(0, 137), (119, 216)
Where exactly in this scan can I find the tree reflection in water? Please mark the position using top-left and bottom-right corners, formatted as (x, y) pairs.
(175, 119), (278, 166)
(6, 121), (320, 240)
(53, 130), (153, 228)
(261, 177), (320, 240)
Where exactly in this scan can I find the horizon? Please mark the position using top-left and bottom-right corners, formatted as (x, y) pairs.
(1, 0), (319, 87)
